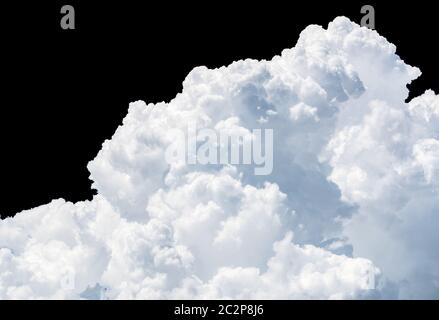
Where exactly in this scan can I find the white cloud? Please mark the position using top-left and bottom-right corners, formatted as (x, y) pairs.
(1, 17), (437, 299)
(324, 89), (439, 298)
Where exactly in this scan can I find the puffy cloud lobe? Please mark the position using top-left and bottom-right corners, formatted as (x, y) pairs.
(173, 232), (378, 300)
(324, 89), (439, 298)
(0, 17), (437, 299)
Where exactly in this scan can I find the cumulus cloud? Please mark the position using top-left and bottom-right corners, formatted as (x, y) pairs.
(0, 17), (437, 299)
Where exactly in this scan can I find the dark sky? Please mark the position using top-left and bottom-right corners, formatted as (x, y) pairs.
(1, 0), (437, 218)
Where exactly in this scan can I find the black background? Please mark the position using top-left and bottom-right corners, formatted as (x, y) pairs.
(1, 0), (437, 218)
(1, 300), (438, 318)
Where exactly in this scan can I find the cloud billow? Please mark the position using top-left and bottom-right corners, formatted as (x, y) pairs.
(0, 17), (437, 299)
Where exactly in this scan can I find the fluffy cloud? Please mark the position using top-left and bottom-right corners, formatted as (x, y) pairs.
(323, 90), (439, 298)
(0, 17), (437, 299)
